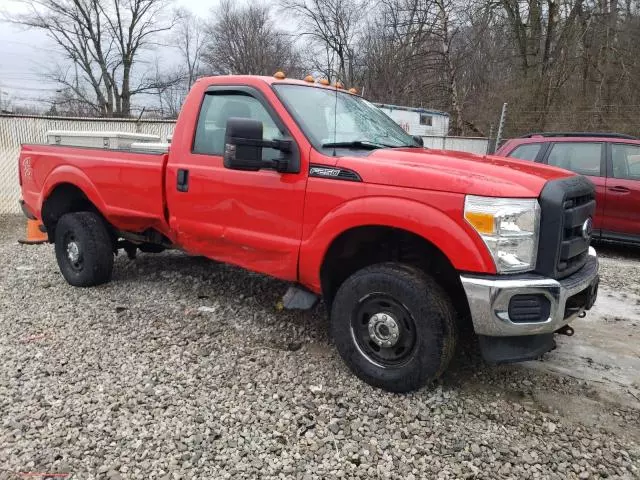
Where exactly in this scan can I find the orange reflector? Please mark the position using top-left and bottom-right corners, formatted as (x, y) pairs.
(348, 87), (358, 94)
(304, 75), (314, 83)
(273, 71), (286, 80)
(318, 79), (330, 86)
(464, 211), (495, 235)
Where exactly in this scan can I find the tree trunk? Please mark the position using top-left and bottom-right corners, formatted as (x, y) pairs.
(120, 63), (132, 117)
(438, 1), (464, 135)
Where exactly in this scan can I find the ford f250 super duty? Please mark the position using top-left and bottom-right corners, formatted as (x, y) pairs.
(18, 74), (599, 392)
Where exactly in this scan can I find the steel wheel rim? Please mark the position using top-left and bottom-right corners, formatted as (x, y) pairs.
(64, 233), (84, 272)
(350, 293), (417, 368)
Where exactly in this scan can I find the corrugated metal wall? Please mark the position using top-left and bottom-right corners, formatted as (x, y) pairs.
(421, 136), (490, 155)
(0, 115), (175, 214)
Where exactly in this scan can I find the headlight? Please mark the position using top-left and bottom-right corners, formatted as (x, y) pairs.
(464, 195), (540, 273)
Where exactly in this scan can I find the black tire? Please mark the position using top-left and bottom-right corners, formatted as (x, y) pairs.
(330, 263), (456, 393)
(54, 212), (114, 287)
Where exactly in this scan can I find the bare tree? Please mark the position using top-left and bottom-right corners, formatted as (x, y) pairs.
(148, 59), (185, 118)
(174, 9), (205, 88)
(280, 0), (364, 84)
(7, 0), (179, 117)
(497, 0), (585, 127)
(49, 85), (101, 117)
(356, 0), (640, 136)
(5, 0), (640, 134)
(357, 0), (474, 133)
(359, 0), (435, 103)
(203, 1), (302, 77)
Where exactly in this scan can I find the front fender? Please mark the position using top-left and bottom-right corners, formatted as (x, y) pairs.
(298, 196), (496, 292)
(40, 165), (108, 215)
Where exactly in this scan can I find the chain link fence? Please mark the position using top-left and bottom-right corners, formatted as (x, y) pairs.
(0, 114), (175, 215)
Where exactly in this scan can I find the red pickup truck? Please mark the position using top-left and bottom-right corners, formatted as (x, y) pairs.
(19, 74), (599, 392)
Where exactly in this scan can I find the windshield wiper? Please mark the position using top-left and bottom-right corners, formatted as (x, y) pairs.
(321, 140), (392, 150)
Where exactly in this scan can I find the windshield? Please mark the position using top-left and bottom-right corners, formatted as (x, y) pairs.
(273, 84), (419, 150)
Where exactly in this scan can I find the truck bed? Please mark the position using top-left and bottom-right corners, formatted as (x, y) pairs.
(20, 144), (171, 236)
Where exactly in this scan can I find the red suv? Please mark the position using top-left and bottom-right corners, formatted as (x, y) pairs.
(497, 133), (640, 245)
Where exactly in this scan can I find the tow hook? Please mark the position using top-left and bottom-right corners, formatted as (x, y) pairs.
(556, 325), (575, 336)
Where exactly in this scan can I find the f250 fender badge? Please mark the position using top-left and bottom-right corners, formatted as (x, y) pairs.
(310, 167), (340, 177)
(309, 164), (361, 182)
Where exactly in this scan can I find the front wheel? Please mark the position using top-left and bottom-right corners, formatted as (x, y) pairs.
(330, 263), (456, 392)
(54, 212), (114, 287)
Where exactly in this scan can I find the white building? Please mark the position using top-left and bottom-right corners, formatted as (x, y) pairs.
(375, 103), (450, 137)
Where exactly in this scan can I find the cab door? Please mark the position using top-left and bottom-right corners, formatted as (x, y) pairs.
(166, 86), (308, 281)
(604, 143), (640, 241)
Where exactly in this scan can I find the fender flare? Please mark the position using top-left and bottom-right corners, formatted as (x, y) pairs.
(298, 196), (496, 292)
(40, 165), (108, 215)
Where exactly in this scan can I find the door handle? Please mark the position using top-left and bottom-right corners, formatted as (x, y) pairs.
(177, 169), (189, 192)
(608, 185), (630, 193)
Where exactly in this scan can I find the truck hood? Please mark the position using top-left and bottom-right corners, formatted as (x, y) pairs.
(337, 148), (573, 198)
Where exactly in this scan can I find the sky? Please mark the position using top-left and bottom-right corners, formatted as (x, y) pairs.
(0, 0), (222, 111)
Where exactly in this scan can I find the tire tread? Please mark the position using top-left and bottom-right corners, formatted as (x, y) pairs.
(54, 212), (114, 287)
(330, 262), (457, 392)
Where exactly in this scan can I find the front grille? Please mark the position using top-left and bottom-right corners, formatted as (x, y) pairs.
(536, 176), (595, 279)
(558, 192), (593, 274)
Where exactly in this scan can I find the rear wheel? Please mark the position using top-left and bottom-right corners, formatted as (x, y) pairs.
(330, 263), (456, 392)
(54, 212), (114, 287)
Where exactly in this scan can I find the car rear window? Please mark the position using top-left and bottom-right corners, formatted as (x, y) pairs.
(508, 143), (542, 161)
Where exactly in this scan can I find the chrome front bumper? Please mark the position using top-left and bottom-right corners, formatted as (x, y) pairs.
(460, 247), (599, 337)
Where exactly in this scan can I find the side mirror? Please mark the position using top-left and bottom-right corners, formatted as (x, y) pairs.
(412, 135), (424, 147)
(224, 117), (296, 172)
(223, 117), (264, 171)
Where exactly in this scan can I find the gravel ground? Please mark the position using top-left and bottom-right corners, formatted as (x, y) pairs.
(1, 214), (639, 480)
(596, 243), (640, 296)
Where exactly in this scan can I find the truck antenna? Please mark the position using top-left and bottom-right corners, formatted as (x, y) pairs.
(332, 73), (338, 157)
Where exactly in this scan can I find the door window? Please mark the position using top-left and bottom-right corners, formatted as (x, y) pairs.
(611, 143), (640, 180)
(193, 93), (284, 160)
(508, 143), (543, 161)
(546, 142), (603, 176)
